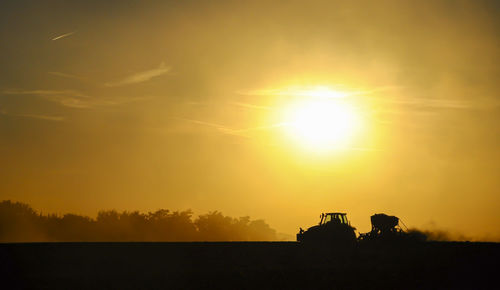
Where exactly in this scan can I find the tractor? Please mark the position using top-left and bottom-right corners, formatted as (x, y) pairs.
(296, 212), (357, 247)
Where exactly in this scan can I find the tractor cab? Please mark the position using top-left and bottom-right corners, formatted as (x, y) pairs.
(319, 212), (350, 226)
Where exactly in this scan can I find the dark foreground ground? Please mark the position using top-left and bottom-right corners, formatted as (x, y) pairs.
(1, 241), (499, 289)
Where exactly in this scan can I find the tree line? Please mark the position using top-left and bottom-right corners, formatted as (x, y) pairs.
(0, 200), (277, 242)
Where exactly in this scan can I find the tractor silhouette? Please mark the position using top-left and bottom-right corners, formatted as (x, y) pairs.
(297, 212), (421, 246)
(296, 212), (357, 247)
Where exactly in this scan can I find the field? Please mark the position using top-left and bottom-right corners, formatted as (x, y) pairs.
(2, 242), (499, 289)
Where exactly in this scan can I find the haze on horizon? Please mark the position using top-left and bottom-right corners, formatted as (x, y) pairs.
(0, 0), (499, 241)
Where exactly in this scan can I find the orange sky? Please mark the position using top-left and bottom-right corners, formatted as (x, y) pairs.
(0, 0), (499, 240)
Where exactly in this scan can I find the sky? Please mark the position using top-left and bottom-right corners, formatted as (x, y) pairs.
(0, 0), (499, 240)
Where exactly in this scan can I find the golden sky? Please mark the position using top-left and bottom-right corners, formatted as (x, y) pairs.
(0, 0), (499, 240)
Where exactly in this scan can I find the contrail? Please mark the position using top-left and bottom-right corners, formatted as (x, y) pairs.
(51, 31), (76, 41)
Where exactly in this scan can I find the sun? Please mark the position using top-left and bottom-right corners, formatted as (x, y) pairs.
(283, 90), (360, 152)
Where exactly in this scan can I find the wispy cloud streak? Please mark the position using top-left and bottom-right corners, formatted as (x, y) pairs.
(0, 110), (64, 121)
(3, 89), (88, 98)
(106, 63), (171, 87)
(3, 89), (91, 108)
(231, 102), (272, 111)
(3, 88), (154, 109)
(373, 96), (471, 109)
(48, 71), (83, 81)
(179, 117), (283, 137)
(175, 117), (247, 137)
(51, 31), (76, 41)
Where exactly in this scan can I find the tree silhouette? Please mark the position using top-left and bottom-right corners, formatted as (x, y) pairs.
(0, 200), (277, 242)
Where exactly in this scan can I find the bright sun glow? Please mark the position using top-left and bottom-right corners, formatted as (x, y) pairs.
(283, 89), (360, 152)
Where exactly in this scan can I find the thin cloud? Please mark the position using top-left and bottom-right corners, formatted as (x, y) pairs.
(3, 89), (91, 108)
(175, 117), (246, 137)
(238, 85), (402, 99)
(178, 117), (283, 137)
(48, 71), (84, 81)
(105, 63), (171, 87)
(374, 96), (471, 109)
(3, 89), (88, 98)
(16, 113), (64, 121)
(230, 123), (287, 133)
(0, 110), (64, 121)
(3, 88), (154, 109)
(238, 87), (358, 99)
(240, 84), (490, 111)
(51, 31), (76, 41)
(231, 102), (272, 111)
